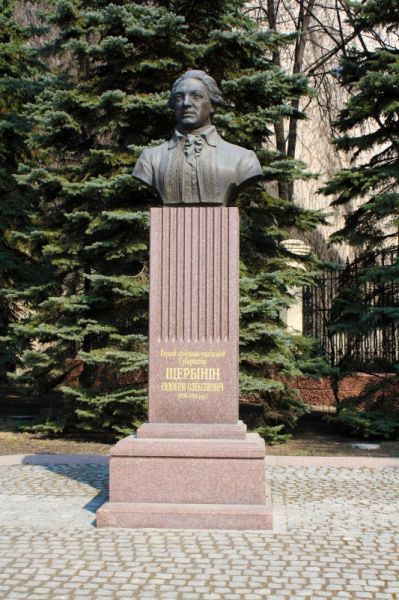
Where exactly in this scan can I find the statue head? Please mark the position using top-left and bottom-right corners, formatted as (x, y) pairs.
(168, 70), (225, 133)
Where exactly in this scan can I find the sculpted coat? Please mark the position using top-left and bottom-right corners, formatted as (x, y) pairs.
(133, 126), (263, 206)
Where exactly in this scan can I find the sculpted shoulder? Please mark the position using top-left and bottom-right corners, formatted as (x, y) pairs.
(217, 137), (263, 187)
(218, 137), (254, 156)
(138, 140), (169, 162)
(133, 141), (169, 188)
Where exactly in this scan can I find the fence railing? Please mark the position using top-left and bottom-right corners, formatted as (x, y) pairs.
(303, 248), (399, 370)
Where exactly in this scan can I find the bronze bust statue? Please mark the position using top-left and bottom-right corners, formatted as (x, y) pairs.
(133, 70), (263, 206)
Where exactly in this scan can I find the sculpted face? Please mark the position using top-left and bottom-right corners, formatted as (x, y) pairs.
(173, 78), (213, 133)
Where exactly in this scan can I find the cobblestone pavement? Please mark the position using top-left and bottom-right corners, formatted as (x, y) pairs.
(0, 460), (398, 599)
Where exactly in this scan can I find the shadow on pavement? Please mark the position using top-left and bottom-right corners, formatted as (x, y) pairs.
(21, 454), (109, 523)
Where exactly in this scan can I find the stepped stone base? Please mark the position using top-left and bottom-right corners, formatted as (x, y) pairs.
(136, 420), (247, 439)
(96, 432), (272, 530)
(96, 501), (272, 530)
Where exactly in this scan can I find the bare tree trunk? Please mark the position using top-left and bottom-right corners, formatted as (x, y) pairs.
(267, 0), (290, 200)
(287, 0), (316, 200)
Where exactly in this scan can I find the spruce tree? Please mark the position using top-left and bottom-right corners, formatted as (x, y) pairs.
(323, 0), (399, 437)
(0, 0), (43, 379)
(13, 0), (326, 436)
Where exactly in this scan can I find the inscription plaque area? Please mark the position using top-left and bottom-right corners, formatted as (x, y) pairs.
(97, 207), (272, 530)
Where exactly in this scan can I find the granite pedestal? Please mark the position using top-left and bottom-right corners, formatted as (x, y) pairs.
(97, 208), (272, 529)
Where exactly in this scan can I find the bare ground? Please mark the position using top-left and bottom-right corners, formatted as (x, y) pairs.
(0, 416), (398, 457)
(266, 431), (399, 457)
(0, 420), (111, 455)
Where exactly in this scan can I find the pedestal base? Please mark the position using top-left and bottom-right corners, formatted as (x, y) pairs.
(97, 501), (272, 530)
(137, 420), (247, 439)
(96, 432), (273, 530)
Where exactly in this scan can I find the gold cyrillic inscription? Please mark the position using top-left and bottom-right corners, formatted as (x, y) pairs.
(165, 367), (220, 381)
(159, 349), (226, 398)
(161, 382), (224, 393)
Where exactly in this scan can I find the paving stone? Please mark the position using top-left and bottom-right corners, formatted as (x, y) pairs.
(0, 462), (398, 599)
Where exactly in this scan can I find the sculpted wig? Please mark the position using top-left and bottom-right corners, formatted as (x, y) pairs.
(168, 70), (225, 109)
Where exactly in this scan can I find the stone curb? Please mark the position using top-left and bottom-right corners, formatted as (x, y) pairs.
(0, 453), (109, 465)
(0, 453), (398, 468)
(264, 455), (399, 468)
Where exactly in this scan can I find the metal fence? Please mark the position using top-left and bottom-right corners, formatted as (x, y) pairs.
(303, 248), (399, 370)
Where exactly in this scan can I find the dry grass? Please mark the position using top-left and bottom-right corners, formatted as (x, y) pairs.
(0, 419), (111, 455)
(266, 430), (399, 457)
(0, 415), (398, 457)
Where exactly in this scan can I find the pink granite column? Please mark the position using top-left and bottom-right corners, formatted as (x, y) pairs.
(138, 207), (245, 438)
